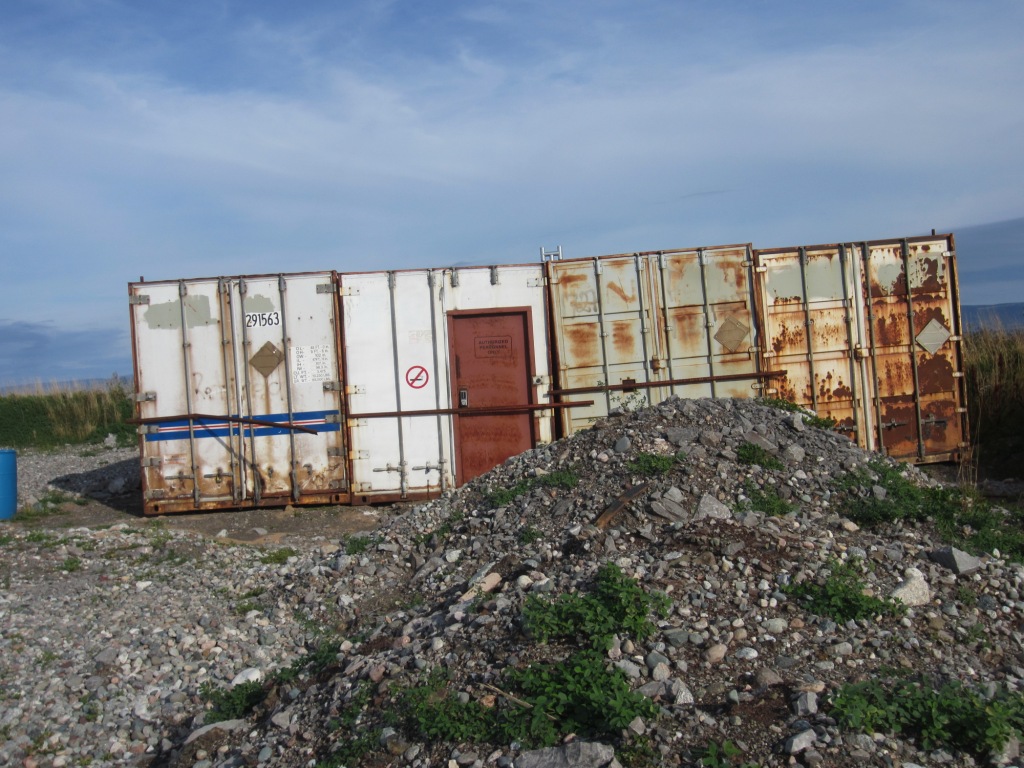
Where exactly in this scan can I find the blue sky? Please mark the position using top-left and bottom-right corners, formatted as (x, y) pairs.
(1, 0), (1023, 386)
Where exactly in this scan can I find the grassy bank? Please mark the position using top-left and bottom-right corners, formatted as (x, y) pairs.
(0, 379), (135, 449)
(963, 324), (1024, 480)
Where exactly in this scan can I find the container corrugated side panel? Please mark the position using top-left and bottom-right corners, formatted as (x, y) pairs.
(548, 254), (663, 434)
(549, 246), (760, 436)
(226, 274), (346, 504)
(859, 236), (967, 462)
(755, 245), (865, 444)
(341, 271), (445, 498)
(658, 246), (761, 401)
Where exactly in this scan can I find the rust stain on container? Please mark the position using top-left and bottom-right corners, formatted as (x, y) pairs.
(917, 353), (954, 396)
(874, 311), (906, 347)
(880, 400), (917, 457)
(610, 320), (637, 357)
(564, 323), (600, 367)
(672, 311), (705, 351)
(607, 281), (636, 304)
(771, 322), (805, 355)
(913, 304), (948, 335)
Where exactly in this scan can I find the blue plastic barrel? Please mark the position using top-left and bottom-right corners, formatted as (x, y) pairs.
(0, 449), (16, 520)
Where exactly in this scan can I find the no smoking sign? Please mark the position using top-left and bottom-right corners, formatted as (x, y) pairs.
(405, 365), (429, 389)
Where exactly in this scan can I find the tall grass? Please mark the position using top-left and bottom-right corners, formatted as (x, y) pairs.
(0, 378), (135, 449)
(962, 322), (1024, 480)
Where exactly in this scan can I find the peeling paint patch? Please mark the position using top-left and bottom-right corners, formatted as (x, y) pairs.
(143, 295), (216, 330)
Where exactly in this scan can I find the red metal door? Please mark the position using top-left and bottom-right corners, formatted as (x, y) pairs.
(449, 310), (535, 484)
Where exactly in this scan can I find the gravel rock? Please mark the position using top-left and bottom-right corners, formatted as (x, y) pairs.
(2, 397), (1021, 768)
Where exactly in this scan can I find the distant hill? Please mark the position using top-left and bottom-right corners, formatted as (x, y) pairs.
(961, 302), (1024, 331)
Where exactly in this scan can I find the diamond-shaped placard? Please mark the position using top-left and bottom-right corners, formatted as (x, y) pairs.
(714, 316), (750, 353)
(250, 341), (284, 378)
(916, 318), (951, 355)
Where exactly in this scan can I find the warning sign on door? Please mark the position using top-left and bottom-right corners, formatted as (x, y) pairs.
(405, 365), (429, 389)
(474, 335), (512, 359)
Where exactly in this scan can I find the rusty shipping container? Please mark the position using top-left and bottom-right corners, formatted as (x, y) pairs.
(128, 232), (969, 515)
(754, 234), (968, 462)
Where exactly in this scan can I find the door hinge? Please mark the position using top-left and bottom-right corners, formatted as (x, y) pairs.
(129, 294), (150, 305)
(350, 450), (370, 460)
(141, 457), (162, 467)
(322, 381), (343, 392)
(135, 391), (156, 402)
(316, 283), (334, 294)
(346, 384), (366, 395)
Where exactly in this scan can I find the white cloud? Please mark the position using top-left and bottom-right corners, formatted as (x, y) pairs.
(0, 0), (1021, 353)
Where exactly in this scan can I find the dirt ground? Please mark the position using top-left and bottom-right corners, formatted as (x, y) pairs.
(14, 494), (390, 550)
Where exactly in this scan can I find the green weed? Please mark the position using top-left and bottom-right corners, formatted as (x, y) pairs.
(343, 535), (374, 556)
(837, 459), (1024, 561)
(61, 556), (82, 572)
(697, 740), (758, 768)
(37, 650), (59, 667)
(831, 676), (1024, 758)
(736, 442), (783, 470)
(484, 469), (580, 509)
(276, 637), (344, 683)
(626, 452), (675, 476)
(519, 525), (543, 545)
(535, 469), (580, 490)
(502, 649), (659, 746)
(522, 562), (670, 650)
(199, 680), (265, 723)
(783, 558), (903, 622)
(259, 547), (298, 565)
(741, 481), (793, 516)
(485, 480), (534, 508)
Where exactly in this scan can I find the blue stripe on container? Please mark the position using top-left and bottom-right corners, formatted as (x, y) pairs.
(144, 410), (340, 442)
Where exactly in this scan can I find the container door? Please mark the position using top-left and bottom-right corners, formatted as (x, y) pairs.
(229, 274), (347, 505)
(755, 245), (865, 443)
(131, 279), (239, 514)
(859, 237), (967, 461)
(449, 309), (534, 484)
(130, 273), (347, 514)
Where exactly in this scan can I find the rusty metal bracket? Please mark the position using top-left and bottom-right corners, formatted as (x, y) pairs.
(596, 483), (651, 529)
(549, 370), (787, 396)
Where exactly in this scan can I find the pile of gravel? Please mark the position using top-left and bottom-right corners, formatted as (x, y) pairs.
(2, 397), (1023, 768)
